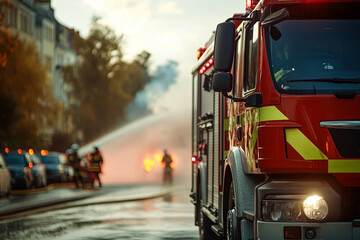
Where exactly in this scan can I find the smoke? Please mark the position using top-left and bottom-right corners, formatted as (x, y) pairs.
(79, 110), (191, 184)
(78, 59), (193, 184)
(125, 60), (178, 121)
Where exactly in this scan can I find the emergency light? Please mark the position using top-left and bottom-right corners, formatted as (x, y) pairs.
(40, 149), (48, 156)
(197, 47), (206, 60)
(199, 58), (214, 74)
(28, 148), (34, 155)
(246, 0), (260, 10)
(191, 156), (198, 163)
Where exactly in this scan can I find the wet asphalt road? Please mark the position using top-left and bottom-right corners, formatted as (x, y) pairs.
(0, 189), (199, 240)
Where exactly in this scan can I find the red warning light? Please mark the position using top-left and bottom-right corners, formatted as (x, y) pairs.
(17, 149), (22, 154)
(246, 0), (260, 11)
(29, 162), (33, 168)
(246, 0), (252, 9)
(199, 58), (214, 75)
(5, 148), (9, 153)
(191, 156), (198, 163)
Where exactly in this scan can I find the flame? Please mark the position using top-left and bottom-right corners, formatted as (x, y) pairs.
(143, 157), (155, 172)
(143, 152), (176, 172)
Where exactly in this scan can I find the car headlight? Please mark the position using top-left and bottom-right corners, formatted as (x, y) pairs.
(303, 195), (328, 220)
(261, 195), (329, 222)
(262, 200), (302, 221)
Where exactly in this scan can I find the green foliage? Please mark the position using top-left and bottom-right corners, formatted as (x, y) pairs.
(63, 19), (151, 142)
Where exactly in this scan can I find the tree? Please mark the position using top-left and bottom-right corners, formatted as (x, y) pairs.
(0, 0), (17, 68)
(63, 19), (151, 143)
(0, 2), (58, 148)
(0, 38), (58, 148)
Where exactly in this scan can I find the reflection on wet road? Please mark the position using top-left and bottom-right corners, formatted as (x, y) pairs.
(0, 190), (198, 240)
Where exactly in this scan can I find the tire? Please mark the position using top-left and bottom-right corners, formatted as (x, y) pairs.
(198, 181), (218, 240)
(226, 182), (240, 240)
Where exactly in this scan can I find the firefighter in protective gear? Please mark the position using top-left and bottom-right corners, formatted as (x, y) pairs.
(88, 146), (103, 188)
(162, 149), (173, 184)
(67, 144), (84, 189)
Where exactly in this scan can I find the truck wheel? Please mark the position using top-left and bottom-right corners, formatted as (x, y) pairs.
(226, 182), (239, 240)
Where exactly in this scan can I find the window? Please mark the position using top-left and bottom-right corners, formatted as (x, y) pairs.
(234, 32), (242, 97)
(44, 26), (53, 41)
(45, 56), (52, 73)
(6, 8), (17, 27)
(266, 21), (360, 94)
(244, 22), (259, 94)
(20, 12), (32, 34)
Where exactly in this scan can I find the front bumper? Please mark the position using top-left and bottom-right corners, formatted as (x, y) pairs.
(257, 220), (360, 240)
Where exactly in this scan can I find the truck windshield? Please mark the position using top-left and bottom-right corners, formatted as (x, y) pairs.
(266, 19), (360, 94)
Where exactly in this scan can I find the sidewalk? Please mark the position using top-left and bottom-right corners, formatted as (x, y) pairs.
(0, 183), (186, 220)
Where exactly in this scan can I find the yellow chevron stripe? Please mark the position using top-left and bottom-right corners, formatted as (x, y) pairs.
(224, 150), (229, 159)
(224, 118), (229, 130)
(285, 128), (328, 160)
(260, 106), (288, 122)
(328, 159), (360, 173)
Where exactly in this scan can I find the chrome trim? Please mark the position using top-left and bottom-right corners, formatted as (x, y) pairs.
(320, 121), (360, 129)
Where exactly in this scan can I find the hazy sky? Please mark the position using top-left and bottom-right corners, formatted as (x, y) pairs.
(51, 0), (245, 112)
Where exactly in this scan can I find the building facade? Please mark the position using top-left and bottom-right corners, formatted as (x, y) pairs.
(4, 0), (78, 145)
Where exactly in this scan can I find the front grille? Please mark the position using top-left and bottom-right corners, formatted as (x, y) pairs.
(329, 129), (360, 158)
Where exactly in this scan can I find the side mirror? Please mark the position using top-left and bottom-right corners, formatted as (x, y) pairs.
(261, 8), (289, 28)
(214, 22), (235, 72)
(213, 72), (233, 92)
(245, 93), (262, 107)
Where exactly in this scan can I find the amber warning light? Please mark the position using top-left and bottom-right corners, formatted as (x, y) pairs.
(197, 47), (206, 60)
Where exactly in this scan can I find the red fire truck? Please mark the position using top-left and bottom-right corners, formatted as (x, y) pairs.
(190, 0), (360, 239)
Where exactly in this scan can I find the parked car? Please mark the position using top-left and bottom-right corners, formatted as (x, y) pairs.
(3, 152), (34, 189)
(30, 154), (47, 188)
(39, 152), (67, 183)
(0, 153), (11, 196)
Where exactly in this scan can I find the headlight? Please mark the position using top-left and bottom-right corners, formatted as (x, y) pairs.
(261, 200), (302, 221)
(303, 195), (328, 220)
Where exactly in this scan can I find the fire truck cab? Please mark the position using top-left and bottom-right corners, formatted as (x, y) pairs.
(190, 0), (360, 239)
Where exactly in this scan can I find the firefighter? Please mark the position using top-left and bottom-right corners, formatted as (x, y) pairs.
(88, 146), (103, 188)
(68, 143), (84, 189)
(162, 149), (173, 184)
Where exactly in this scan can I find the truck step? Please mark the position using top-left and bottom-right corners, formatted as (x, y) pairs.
(211, 224), (223, 237)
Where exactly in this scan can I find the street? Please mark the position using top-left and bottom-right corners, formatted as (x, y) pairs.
(0, 184), (199, 240)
